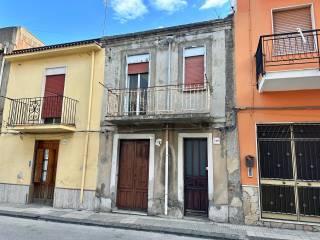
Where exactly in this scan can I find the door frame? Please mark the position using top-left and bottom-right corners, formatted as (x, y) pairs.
(110, 134), (155, 213)
(177, 133), (213, 215)
(30, 140), (60, 205)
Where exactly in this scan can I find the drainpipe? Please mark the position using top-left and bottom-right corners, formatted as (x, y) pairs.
(80, 50), (95, 204)
(165, 124), (169, 215)
(0, 43), (8, 90)
(165, 36), (173, 216)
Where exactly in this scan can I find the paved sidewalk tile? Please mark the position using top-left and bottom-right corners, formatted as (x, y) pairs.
(0, 203), (319, 240)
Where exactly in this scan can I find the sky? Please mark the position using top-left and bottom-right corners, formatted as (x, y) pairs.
(0, 0), (234, 45)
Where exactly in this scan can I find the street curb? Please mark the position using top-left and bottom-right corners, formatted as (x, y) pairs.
(39, 215), (245, 240)
(0, 210), (293, 240)
(0, 210), (39, 220)
(0, 210), (244, 240)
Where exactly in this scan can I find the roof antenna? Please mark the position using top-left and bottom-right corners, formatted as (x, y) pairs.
(229, 0), (235, 14)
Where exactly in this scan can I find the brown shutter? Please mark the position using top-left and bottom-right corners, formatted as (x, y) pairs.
(273, 6), (314, 55)
(42, 74), (65, 119)
(185, 55), (204, 88)
(273, 7), (313, 34)
(34, 149), (44, 183)
(128, 62), (149, 75)
(46, 149), (56, 185)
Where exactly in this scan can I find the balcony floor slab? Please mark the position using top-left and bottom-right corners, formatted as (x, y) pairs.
(105, 113), (213, 125)
(259, 69), (320, 92)
(7, 124), (76, 133)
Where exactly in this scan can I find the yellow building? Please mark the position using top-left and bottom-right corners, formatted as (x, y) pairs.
(0, 40), (105, 209)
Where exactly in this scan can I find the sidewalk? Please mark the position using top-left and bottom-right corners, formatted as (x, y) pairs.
(0, 203), (319, 240)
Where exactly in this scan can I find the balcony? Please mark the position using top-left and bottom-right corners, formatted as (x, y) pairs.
(7, 96), (78, 133)
(106, 83), (212, 124)
(256, 29), (320, 92)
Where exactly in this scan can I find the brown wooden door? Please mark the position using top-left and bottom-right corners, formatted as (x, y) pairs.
(184, 138), (208, 215)
(32, 141), (59, 205)
(117, 140), (149, 211)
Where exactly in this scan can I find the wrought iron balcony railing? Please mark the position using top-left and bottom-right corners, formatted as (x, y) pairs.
(256, 29), (320, 85)
(106, 83), (212, 119)
(7, 96), (78, 126)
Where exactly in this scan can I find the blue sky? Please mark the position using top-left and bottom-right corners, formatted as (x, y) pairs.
(0, 0), (234, 45)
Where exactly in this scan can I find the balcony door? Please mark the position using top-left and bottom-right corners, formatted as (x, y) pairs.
(126, 54), (149, 116)
(41, 74), (65, 124)
(127, 73), (148, 115)
(272, 6), (315, 56)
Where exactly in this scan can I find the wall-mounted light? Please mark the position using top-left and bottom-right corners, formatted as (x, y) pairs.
(155, 138), (162, 147)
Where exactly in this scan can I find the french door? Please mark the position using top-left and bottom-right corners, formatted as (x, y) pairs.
(258, 124), (320, 223)
(42, 74), (65, 124)
(127, 73), (148, 115)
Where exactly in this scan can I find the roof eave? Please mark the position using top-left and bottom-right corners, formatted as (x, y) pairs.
(5, 43), (101, 62)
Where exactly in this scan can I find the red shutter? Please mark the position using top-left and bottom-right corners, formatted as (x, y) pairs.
(128, 62), (149, 75)
(42, 74), (65, 119)
(185, 55), (204, 88)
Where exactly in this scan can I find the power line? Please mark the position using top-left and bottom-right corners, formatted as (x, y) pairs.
(102, 0), (109, 35)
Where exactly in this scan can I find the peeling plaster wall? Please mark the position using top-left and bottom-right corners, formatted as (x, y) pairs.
(96, 17), (243, 223)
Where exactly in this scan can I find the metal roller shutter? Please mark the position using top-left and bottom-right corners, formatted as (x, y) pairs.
(128, 62), (149, 75)
(185, 55), (204, 88)
(273, 6), (313, 34)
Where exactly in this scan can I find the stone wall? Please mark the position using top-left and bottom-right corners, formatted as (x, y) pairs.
(242, 185), (320, 232)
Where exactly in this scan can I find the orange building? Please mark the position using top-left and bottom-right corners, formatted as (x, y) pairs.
(235, 0), (320, 227)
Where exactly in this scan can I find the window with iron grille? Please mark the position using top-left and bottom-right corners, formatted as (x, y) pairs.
(257, 124), (320, 223)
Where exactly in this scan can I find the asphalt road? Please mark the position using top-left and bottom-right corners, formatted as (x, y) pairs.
(0, 216), (212, 240)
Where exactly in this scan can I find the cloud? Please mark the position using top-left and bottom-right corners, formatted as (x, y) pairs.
(200, 0), (228, 10)
(109, 0), (148, 23)
(150, 0), (187, 13)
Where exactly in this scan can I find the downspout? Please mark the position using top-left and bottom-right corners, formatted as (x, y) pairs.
(80, 50), (95, 204)
(165, 124), (169, 215)
(0, 44), (8, 89)
(165, 37), (173, 215)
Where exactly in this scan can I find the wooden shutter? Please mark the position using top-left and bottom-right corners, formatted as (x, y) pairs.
(42, 74), (65, 119)
(33, 149), (44, 183)
(273, 7), (313, 34)
(128, 62), (149, 75)
(46, 149), (56, 185)
(185, 55), (205, 88)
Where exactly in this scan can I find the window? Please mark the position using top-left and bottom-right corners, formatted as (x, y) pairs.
(126, 54), (149, 115)
(272, 6), (314, 55)
(184, 46), (205, 89)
